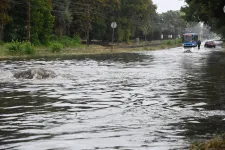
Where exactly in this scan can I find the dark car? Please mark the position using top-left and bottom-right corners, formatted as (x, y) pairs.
(204, 41), (216, 48)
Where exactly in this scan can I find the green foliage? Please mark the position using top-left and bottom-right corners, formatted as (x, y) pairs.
(181, 0), (225, 38)
(161, 11), (187, 38)
(0, 40), (4, 45)
(31, 0), (54, 45)
(49, 42), (63, 53)
(52, 0), (72, 38)
(5, 40), (36, 55)
(0, 0), (11, 25)
(60, 36), (81, 47)
(49, 35), (81, 48)
(20, 42), (36, 55)
(49, 35), (59, 41)
(165, 40), (172, 45)
(163, 39), (182, 45)
(118, 27), (125, 42)
(3, 0), (54, 45)
(125, 28), (131, 44)
(176, 38), (182, 44)
(91, 18), (107, 40)
(2, 0), (163, 43)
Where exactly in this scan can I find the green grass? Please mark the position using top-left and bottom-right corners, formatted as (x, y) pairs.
(0, 40), (181, 59)
(163, 39), (182, 47)
(0, 45), (8, 56)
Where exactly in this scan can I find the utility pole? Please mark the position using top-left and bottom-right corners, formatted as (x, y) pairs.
(27, 0), (31, 42)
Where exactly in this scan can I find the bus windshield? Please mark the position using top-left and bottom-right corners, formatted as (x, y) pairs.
(183, 34), (198, 42)
(183, 35), (193, 42)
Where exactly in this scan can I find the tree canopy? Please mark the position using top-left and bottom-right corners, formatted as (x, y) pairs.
(181, 0), (225, 38)
(1, 0), (188, 44)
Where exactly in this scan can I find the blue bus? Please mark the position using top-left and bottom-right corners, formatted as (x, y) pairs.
(182, 33), (198, 47)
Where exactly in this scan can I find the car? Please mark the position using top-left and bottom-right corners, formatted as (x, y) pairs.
(204, 41), (216, 48)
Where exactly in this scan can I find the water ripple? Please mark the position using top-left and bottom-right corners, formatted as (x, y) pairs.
(1, 49), (225, 149)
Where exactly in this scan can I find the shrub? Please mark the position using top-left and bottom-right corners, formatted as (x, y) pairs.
(60, 35), (81, 47)
(5, 40), (35, 55)
(72, 34), (81, 45)
(176, 38), (182, 44)
(0, 40), (4, 45)
(49, 34), (59, 41)
(49, 34), (81, 48)
(49, 42), (63, 53)
(118, 28), (125, 42)
(20, 42), (36, 55)
(5, 41), (36, 55)
(5, 40), (20, 54)
(166, 40), (172, 45)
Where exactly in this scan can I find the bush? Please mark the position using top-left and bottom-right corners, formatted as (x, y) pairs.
(176, 38), (182, 44)
(60, 35), (81, 47)
(49, 42), (63, 53)
(21, 42), (36, 54)
(163, 39), (182, 45)
(49, 34), (81, 48)
(5, 40), (36, 55)
(49, 34), (59, 41)
(166, 40), (172, 45)
(0, 40), (4, 45)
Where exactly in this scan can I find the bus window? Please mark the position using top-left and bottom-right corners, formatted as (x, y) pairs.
(193, 35), (198, 41)
(183, 35), (192, 42)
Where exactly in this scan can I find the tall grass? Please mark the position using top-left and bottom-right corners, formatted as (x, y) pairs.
(190, 134), (225, 150)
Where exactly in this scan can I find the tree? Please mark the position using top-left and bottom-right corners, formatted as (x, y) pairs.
(116, 0), (156, 42)
(181, 0), (225, 38)
(52, 0), (72, 38)
(0, 0), (11, 40)
(161, 11), (187, 39)
(4, 0), (54, 44)
(69, 0), (120, 44)
(31, 0), (54, 44)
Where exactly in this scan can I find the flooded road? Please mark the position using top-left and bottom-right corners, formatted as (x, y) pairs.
(1, 46), (225, 150)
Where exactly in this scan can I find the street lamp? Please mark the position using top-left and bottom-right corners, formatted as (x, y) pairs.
(223, 5), (225, 13)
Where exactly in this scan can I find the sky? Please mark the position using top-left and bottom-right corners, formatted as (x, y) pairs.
(152, 0), (186, 13)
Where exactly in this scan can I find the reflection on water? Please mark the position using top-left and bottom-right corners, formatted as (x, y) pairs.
(1, 48), (225, 150)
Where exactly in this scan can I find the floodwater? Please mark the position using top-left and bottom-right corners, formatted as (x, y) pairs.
(1, 45), (225, 150)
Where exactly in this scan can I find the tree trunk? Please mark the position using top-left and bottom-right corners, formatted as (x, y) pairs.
(59, 27), (63, 39)
(145, 34), (146, 43)
(55, 25), (63, 39)
(0, 25), (3, 41)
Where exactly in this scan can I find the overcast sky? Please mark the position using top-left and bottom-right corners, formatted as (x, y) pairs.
(152, 0), (186, 13)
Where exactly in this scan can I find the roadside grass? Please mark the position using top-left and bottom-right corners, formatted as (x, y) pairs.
(0, 39), (182, 59)
(190, 134), (225, 150)
(0, 45), (8, 57)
